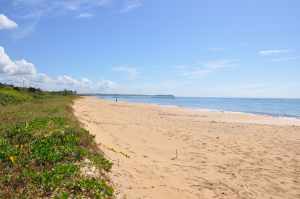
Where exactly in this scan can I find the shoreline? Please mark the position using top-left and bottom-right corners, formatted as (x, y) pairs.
(95, 97), (300, 126)
(74, 96), (300, 199)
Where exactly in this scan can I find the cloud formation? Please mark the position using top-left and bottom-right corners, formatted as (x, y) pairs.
(7, 0), (142, 38)
(120, 0), (143, 13)
(12, 21), (37, 39)
(259, 49), (290, 56)
(13, 0), (111, 12)
(271, 56), (299, 62)
(0, 47), (36, 75)
(12, 0), (141, 18)
(259, 49), (298, 62)
(204, 59), (239, 69)
(178, 59), (239, 78)
(0, 46), (117, 93)
(0, 14), (18, 30)
(77, 13), (94, 18)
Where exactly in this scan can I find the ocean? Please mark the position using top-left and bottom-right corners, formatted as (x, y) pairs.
(97, 96), (300, 118)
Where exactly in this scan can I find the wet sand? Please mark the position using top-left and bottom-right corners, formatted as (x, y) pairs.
(74, 97), (300, 199)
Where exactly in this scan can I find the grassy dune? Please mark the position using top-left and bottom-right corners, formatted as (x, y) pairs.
(0, 85), (114, 198)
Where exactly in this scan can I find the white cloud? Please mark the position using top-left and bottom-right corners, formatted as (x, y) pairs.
(1, 72), (118, 93)
(51, 76), (118, 93)
(0, 47), (37, 76)
(182, 68), (211, 78)
(7, 0), (142, 37)
(271, 56), (299, 62)
(95, 80), (117, 90)
(9, 0), (111, 27)
(0, 14), (18, 30)
(49, 75), (118, 92)
(77, 12), (94, 18)
(80, 77), (92, 85)
(178, 59), (239, 78)
(13, 0), (111, 10)
(259, 49), (291, 56)
(12, 60), (37, 75)
(60, 0), (111, 11)
(13, 21), (38, 39)
(31, 73), (52, 83)
(0, 46), (117, 93)
(57, 75), (80, 85)
(204, 59), (239, 69)
(113, 66), (138, 80)
(120, 0), (143, 13)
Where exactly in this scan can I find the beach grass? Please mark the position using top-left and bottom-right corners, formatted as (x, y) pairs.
(0, 85), (114, 198)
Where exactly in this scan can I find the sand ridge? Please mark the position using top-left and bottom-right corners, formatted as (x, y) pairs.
(73, 97), (300, 199)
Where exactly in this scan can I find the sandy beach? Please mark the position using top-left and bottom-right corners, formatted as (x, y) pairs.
(73, 97), (300, 199)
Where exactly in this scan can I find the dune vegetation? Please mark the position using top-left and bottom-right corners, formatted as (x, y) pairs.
(0, 83), (114, 199)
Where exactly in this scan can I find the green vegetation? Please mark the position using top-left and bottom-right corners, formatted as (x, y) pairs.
(0, 83), (114, 198)
(0, 86), (32, 105)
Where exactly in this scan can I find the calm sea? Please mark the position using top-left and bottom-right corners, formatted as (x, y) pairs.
(97, 96), (300, 118)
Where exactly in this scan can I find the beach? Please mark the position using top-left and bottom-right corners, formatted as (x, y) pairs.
(74, 97), (300, 199)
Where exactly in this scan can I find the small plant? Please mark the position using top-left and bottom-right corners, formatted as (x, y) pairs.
(0, 84), (114, 198)
(0, 137), (20, 166)
(32, 163), (79, 192)
(88, 152), (113, 172)
(54, 192), (69, 199)
(70, 178), (114, 198)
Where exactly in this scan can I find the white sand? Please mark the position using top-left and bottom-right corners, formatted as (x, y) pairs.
(74, 97), (300, 199)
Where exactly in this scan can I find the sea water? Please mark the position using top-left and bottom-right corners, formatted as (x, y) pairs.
(97, 96), (300, 118)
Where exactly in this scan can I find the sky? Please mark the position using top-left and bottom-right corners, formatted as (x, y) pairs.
(0, 0), (299, 98)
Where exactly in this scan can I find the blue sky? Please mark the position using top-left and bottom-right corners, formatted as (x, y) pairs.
(0, 0), (299, 97)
